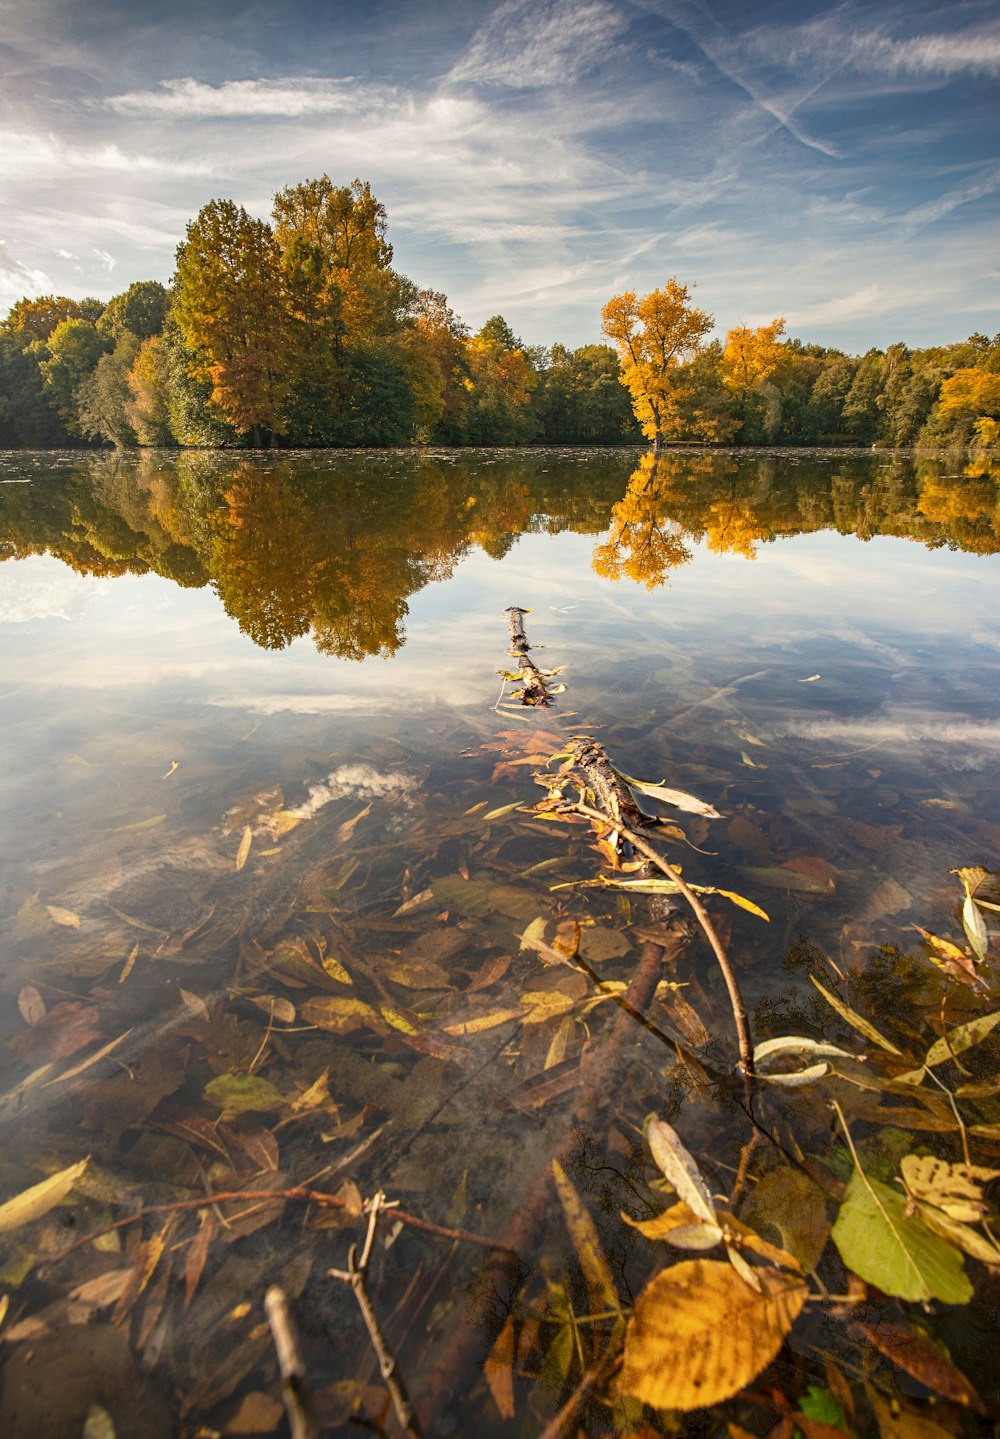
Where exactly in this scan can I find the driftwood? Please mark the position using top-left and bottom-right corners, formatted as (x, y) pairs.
(503, 606), (560, 706)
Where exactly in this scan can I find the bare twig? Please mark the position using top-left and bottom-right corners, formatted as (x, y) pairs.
(569, 797), (755, 1081)
(265, 1286), (320, 1439)
(536, 1351), (623, 1439)
(41, 1184), (519, 1268)
(330, 1193), (424, 1439)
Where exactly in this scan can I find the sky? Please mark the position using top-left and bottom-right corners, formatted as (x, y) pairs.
(0, 0), (998, 352)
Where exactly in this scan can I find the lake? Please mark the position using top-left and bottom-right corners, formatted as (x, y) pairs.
(1, 446), (999, 1436)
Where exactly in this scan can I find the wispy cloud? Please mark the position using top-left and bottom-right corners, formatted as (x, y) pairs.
(105, 76), (387, 118)
(448, 0), (627, 88)
(899, 161), (1000, 230)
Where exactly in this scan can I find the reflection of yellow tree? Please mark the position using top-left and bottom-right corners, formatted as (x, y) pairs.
(592, 453), (695, 589)
(703, 496), (775, 558)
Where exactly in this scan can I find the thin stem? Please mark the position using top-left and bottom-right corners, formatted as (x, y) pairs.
(570, 798), (754, 1081)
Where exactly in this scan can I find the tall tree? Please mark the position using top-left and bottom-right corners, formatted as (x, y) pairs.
(173, 200), (290, 445)
(96, 281), (169, 343)
(601, 280), (715, 448)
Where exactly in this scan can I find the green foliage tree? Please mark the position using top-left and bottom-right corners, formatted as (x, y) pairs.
(76, 335), (141, 446)
(96, 281), (169, 343)
(38, 319), (111, 433)
(1, 295), (103, 344)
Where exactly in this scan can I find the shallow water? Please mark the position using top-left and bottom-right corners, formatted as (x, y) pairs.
(1, 446), (999, 1435)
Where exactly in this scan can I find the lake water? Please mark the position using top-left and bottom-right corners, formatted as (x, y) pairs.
(1, 447), (998, 1435)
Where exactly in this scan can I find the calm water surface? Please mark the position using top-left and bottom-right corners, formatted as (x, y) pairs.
(1, 447), (998, 1434)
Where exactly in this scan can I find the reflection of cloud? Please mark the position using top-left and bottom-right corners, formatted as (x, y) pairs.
(206, 693), (376, 715)
(769, 714), (1000, 751)
(0, 559), (103, 624)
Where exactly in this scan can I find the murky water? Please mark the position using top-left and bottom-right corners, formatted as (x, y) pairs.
(1, 447), (999, 1435)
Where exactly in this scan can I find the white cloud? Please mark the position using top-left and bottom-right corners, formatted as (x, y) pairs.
(105, 75), (388, 119)
(449, 0), (626, 88)
(769, 714), (1000, 752)
(899, 162), (1000, 230)
(875, 28), (1000, 79)
(0, 128), (215, 180)
(0, 240), (50, 304)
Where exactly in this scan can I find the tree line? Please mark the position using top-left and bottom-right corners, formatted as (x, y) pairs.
(0, 177), (997, 452)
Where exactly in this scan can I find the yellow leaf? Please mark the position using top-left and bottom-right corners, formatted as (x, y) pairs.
(809, 974), (903, 1055)
(900, 1155), (999, 1224)
(235, 825), (253, 871)
(118, 943), (139, 984)
(161, 761), (179, 780)
(521, 990), (579, 1024)
(715, 888), (769, 922)
(335, 803), (371, 845)
(0, 1157), (90, 1233)
(116, 814), (166, 832)
(619, 1259), (807, 1410)
(484, 1314), (516, 1420)
(443, 1008), (522, 1035)
(381, 1006), (418, 1035)
(46, 905), (81, 929)
(321, 953), (352, 985)
(552, 1159), (620, 1318)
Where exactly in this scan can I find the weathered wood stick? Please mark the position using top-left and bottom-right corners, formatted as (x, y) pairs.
(265, 1286), (320, 1439)
(330, 1193), (424, 1439)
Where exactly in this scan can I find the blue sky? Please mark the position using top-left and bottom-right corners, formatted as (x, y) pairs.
(1, 0), (997, 351)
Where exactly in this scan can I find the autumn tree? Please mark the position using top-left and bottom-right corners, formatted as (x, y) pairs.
(2, 295), (103, 345)
(592, 453), (695, 587)
(601, 280), (715, 449)
(173, 200), (291, 445)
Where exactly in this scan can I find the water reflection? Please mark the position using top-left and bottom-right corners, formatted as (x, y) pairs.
(3, 447), (999, 656)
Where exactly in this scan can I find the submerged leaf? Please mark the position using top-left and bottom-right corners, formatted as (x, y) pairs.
(235, 825), (253, 872)
(809, 975), (903, 1055)
(620, 1260), (807, 1410)
(17, 986), (46, 1026)
(899, 1155), (999, 1223)
(552, 1159), (620, 1318)
(204, 1073), (285, 1114)
(831, 1171), (971, 1304)
(0, 1157), (90, 1233)
(46, 905), (81, 929)
(923, 1009), (1000, 1071)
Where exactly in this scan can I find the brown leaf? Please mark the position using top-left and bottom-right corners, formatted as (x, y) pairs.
(179, 988), (211, 1023)
(484, 1314), (516, 1420)
(552, 1159), (620, 1319)
(184, 1212), (216, 1310)
(46, 904), (81, 928)
(855, 1317), (985, 1411)
(17, 985), (46, 1026)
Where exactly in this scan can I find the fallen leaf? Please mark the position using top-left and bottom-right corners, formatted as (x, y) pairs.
(46, 905), (81, 929)
(335, 803), (371, 845)
(235, 825), (253, 872)
(619, 1259), (807, 1410)
(118, 944), (139, 984)
(645, 1116), (718, 1225)
(831, 1171), (971, 1304)
(484, 1315), (516, 1420)
(43, 1029), (134, 1086)
(17, 986), (45, 1026)
(204, 1073), (285, 1114)
(116, 814), (167, 832)
(552, 1158), (621, 1318)
(0, 1157), (90, 1233)
(179, 988), (211, 1023)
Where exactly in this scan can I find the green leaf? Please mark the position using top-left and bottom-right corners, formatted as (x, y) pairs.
(204, 1073), (285, 1114)
(798, 1385), (847, 1431)
(831, 1171), (971, 1304)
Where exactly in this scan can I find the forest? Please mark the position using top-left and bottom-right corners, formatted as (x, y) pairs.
(0, 176), (998, 453)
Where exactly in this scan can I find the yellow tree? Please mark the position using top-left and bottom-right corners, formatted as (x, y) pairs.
(601, 280), (714, 449)
(722, 318), (786, 397)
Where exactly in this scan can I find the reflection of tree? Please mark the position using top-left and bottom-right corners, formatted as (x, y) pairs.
(592, 453), (695, 589)
(210, 466), (317, 649)
(3, 451), (1000, 656)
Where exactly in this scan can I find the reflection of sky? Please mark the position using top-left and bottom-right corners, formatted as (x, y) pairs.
(3, 524), (999, 735)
